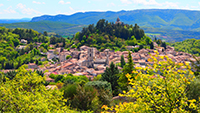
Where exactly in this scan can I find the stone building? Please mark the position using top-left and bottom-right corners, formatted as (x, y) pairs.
(115, 17), (122, 24)
(86, 47), (109, 68)
(87, 48), (95, 68)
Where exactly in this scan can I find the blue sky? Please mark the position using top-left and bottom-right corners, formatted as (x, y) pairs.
(0, 0), (200, 19)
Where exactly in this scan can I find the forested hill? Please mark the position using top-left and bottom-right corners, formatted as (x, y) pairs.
(31, 9), (200, 31)
(0, 27), (60, 70)
(73, 19), (155, 51)
(170, 39), (200, 56)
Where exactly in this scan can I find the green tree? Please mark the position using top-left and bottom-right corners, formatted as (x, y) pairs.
(101, 62), (120, 96)
(150, 42), (154, 49)
(118, 51), (135, 91)
(123, 51), (134, 74)
(120, 55), (126, 68)
(50, 36), (57, 44)
(0, 66), (76, 112)
(161, 42), (167, 49)
(43, 31), (48, 36)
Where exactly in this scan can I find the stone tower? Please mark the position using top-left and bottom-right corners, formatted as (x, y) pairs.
(115, 17), (122, 24)
(105, 49), (109, 66)
(87, 48), (95, 68)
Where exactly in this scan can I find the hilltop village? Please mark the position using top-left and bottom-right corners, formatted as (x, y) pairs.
(1, 40), (197, 81)
(32, 43), (196, 80)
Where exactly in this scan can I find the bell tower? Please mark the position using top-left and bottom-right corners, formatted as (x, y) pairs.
(87, 48), (95, 68)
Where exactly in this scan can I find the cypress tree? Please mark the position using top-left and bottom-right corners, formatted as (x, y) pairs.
(150, 42), (154, 49)
(120, 55), (126, 68)
(101, 62), (119, 96)
(123, 51), (134, 74)
(118, 51), (135, 91)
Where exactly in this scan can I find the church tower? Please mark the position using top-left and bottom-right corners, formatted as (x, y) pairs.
(87, 48), (95, 68)
(105, 49), (109, 66)
(115, 17), (122, 24)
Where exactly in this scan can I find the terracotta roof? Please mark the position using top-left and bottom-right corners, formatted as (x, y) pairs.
(46, 77), (55, 81)
(62, 62), (73, 68)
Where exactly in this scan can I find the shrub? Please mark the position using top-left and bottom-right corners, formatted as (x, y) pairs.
(66, 55), (72, 60)
(103, 52), (199, 112)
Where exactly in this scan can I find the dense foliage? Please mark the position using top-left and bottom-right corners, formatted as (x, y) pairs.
(101, 62), (119, 96)
(170, 39), (200, 56)
(118, 51), (136, 91)
(61, 81), (112, 112)
(0, 27), (49, 69)
(103, 52), (200, 112)
(74, 19), (152, 51)
(0, 66), (76, 112)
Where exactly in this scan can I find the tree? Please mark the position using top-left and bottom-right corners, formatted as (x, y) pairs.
(62, 38), (66, 47)
(123, 51), (134, 74)
(103, 53), (198, 113)
(150, 42), (154, 49)
(50, 36), (57, 44)
(0, 66), (75, 112)
(120, 55), (126, 68)
(118, 51), (135, 91)
(4, 70), (17, 80)
(161, 42), (167, 49)
(43, 31), (48, 36)
(101, 62), (120, 96)
(66, 55), (72, 60)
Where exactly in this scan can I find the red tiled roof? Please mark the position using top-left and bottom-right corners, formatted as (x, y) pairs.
(62, 62), (73, 68)
(52, 72), (58, 75)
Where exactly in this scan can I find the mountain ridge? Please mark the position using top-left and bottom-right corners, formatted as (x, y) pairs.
(0, 18), (31, 23)
(31, 9), (200, 31)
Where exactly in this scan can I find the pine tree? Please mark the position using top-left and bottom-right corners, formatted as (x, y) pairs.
(150, 42), (154, 49)
(123, 51), (134, 74)
(120, 55), (126, 68)
(101, 62), (119, 96)
(161, 42), (167, 49)
(118, 51), (135, 91)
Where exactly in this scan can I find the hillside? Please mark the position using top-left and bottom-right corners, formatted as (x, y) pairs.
(170, 39), (200, 56)
(143, 27), (200, 42)
(73, 19), (155, 51)
(31, 9), (200, 31)
(0, 21), (85, 37)
(0, 18), (31, 23)
(1, 20), (199, 42)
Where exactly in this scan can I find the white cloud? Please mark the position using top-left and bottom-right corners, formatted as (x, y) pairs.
(17, 3), (26, 9)
(121, 0), (132, 4)
(88, 1), (91, 3)
(17, 3), (42, 15)
(58, 0), (71, 4)
(3, 6), (16, 14)
(69, 7), (74, 11)
(132, 0), (161, 6)
(131, 0), (178, 8)
(107, 3), (116, 7)
(163, 1), (178, 8)
(0, 4), (3, 7)
(32, 1), (45, 4)
(198, 2), (200, 6)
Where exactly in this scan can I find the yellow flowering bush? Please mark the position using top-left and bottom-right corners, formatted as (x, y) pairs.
(102, 52), (200, 112)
